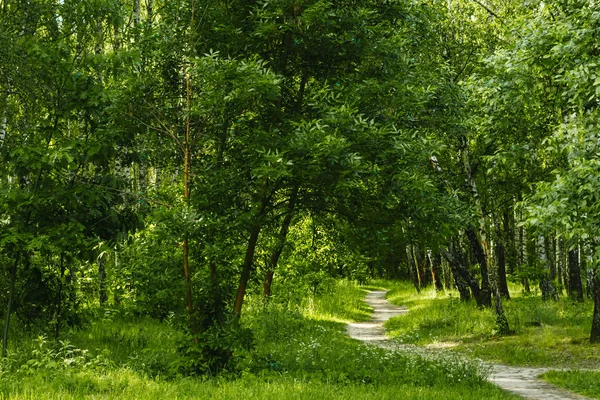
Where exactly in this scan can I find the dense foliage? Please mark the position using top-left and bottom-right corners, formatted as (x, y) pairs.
(1, 0), (600, 384)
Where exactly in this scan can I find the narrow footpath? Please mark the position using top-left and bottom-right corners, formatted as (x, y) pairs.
(346, 290), (590, 400)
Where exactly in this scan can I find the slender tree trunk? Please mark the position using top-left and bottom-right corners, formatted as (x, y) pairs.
(461, 139), (492, 306)
(466, 228), (491, 307)
(133, 0), (140, 26)
(441, 247), (481, 306)
(233, 217), (264, 316)
(493, 291), (511, 334)
(583, 242), (594, 299)
(98, 255), (107, 305)
(540, 235), (558, 301)
(54, 253), (66, 340)
(461, 138), (508, 329)
(591, 271), (600, 343)
(505, 209), (517, 275)
(558, 237), (566, 293)
(495, 238), (510, 300)
(0, 105), (6, 145)
(146, 0), (153, 27)
(421, 248), (432, 288)
(442, 257), (452, 290)
(407, 245), (420, 292)
(233, 190), (269, 316)
(2, 252), (19, 358)
(264, 186), (298, 297)
(413, 245), (426, 288)
(568, 245), (583, 301)
(545, 235), (556, 281)
(210, 261), (222, 325)
(430, 252), (444, 292)
(183, 73), (194, 325)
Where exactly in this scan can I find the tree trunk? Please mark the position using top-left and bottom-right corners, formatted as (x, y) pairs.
(558, 237), (565, 293)
(407, 245), (420, 293)
(98, 255), (107, 305)
(2, 252), (19, 358)
(183, 73), (194, 328)
(420, 248), (432, 288)
(441, 247), (482, 306)
(233, 191), (269, 316)
(466, 228), (491, 307)
(495, 238), (510, 300)
(133, 0), (140, 26)
(264, 186), (298, 297)
(430, 251), (444, 292)
(545, 235), (556, 281)
(591, 271), (600, 343)
(233, 220), (264, 316)
(493, 291), (511, 335)
(504, 209), (517, 275)
(146, 0), (153, 27)
(412, 244), (426, 288)
(0, 109), (6, 144)
(568, 246), (583, 301)
(210, 261), (223, 325)
(54, 253), (66, 340)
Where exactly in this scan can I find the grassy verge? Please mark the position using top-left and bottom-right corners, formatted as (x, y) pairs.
(0, 280), (519, 399)
(380, 280), (600, 368)
(541, 370), (600, 399)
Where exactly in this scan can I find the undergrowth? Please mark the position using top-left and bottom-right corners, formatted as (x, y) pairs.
(0, 279), (519, 399)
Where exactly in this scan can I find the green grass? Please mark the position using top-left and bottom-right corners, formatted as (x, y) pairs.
(0, 280), (519, 399)
(381, 280), (600, 368)
(541, 370), (600, 399)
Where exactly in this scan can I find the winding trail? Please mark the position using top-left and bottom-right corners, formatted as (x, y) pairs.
(346, 290), (590, 400)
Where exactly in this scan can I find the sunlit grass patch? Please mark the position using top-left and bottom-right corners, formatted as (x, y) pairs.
(379, 279), (600, 367)
(541, 370), (600, 399)
(0, 279), (521, 399)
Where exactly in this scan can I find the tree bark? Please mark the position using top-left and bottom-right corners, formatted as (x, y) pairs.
(441, 247), (482, 306)
(183, 73), (194, 328)
(591, 271), (600, 343)
(504, 209), (517, 275)
(568, 245), (583, 301)
(558, 237), (566, 293)
(264, 186), (298, 297)
(2, 252), (19, 358)
(210, 261), (223, 325)
(54, 253), (66, 340)
(430, 251), (444, 292)
(133, 0), (140, 26)
(495, 238), (510, 300)
(545, 235), (556, 281)
(233, 221), (264, 316)
(420, 248), (432, 288)
(466, 228), (492, 307)
(146, 0), (153, 27)
(461, 137), (508, 330)
(493, 291), (511, 335)
(407, 245), (420, 293)
(98, 255), (107, 305)
(233, 195), (269, 316)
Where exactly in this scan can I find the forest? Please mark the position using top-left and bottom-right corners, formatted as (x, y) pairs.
(1, 0), (600, 399)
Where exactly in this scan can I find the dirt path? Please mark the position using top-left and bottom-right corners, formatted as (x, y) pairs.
(346, 290), (590, 400)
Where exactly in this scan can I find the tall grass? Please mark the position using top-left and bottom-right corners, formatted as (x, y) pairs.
(0, 279), (520, 399)
(381, 279), (600, 367)
(541, 370), (600, 399)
